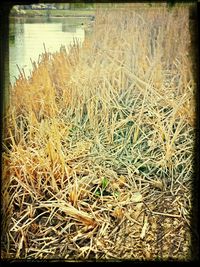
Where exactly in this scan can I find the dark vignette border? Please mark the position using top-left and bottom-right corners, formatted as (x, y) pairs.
(0, 0), (199, 263)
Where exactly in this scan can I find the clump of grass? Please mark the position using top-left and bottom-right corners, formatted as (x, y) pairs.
(2, 5), (195, 260)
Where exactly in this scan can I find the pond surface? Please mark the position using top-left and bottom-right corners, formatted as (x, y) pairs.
(9, 16), (89, 84)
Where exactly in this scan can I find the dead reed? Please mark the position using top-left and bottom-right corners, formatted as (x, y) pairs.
(2, 5), (195, 260)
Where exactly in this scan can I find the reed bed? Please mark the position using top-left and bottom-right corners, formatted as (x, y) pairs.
(2, 5), (195, 260)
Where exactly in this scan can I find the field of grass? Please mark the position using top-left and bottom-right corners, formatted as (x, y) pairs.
(2, 5), (196, 260)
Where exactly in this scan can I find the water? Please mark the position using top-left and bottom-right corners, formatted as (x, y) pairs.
(9, 16), (89, 84)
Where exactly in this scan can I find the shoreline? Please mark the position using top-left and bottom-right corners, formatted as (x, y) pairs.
(10, 14), (95, 19)
(9, 9), (95, 19)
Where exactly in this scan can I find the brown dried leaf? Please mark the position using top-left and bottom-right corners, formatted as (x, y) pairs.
(118, 175), (126, 187)
(151, 179), (164, 190)
(112, 207), (124, 220)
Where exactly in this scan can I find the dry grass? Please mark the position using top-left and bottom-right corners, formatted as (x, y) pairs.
(2, 5), (195, 260)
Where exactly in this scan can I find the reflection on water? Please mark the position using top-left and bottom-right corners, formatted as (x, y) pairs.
(9, 17), (88, 84)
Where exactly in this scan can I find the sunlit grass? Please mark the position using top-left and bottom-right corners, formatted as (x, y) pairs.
(2, 5), (195, 260)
